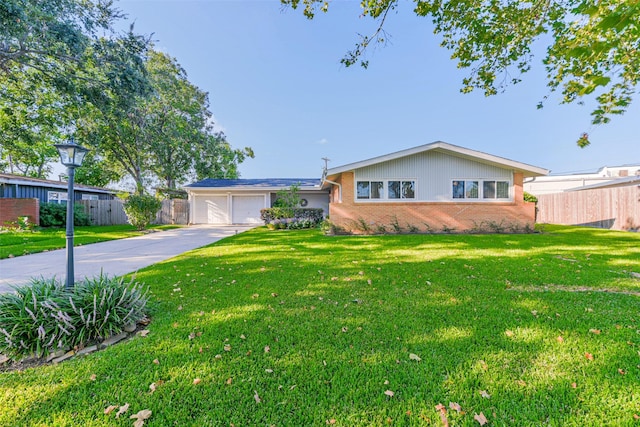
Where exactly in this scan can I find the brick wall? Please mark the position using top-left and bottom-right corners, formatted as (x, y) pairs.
(328, 172), (536, 232)
(0, 198), (40, 226)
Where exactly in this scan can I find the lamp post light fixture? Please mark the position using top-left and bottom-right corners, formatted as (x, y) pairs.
(54, 137), (89, 289)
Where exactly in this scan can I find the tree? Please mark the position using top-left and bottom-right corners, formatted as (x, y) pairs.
(281, 0), (639, 147)
(1, 0), (151, 179)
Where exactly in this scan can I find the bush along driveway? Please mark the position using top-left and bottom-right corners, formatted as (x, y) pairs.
(0, 225), (639, 426)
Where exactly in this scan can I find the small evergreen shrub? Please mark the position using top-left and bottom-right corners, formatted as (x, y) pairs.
(0, 276), (149, 360)
(123, 194), (162, 230)
(260, 208), (323, 229)
(39, 202), (91, 227)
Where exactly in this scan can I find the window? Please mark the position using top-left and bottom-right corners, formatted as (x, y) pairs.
(356, 181), (383, 199)
(388, 180), (415, 199)
(452, 180), (478, 198)
(483, 180), (509, 199)
(483, 181), (496, 199)
(452, 180), (509, 199)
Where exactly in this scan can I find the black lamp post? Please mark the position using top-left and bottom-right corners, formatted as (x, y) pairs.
(55, 137), (89, 289)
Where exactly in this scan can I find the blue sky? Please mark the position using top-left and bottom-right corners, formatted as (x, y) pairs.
(118, 0), (638, 179)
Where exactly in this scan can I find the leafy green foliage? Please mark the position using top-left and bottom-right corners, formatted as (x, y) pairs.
(0, 275), (148, 360)
(122, 195), (162, 230)
(260, 208), (324, 229)
(39, 202), (91, 228)
(282, 0), (640, 145)
(524, 191), (538, 204)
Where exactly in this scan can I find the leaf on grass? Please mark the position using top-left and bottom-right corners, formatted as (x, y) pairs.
(264, 345), (270, 353)
(326, 419), (337, 425)
(557, 336), (564, 343)
(188, 333), (196, 340)
(116, 403), (129, 418)
(409, 353), (422, 362)
(505, 330), (514, 337)
(384, 390), (394, 397)
(474, 412), (488, 425)
(149, 382), (157, 393)
(634, 414), (640, 420)
(224, 344), (231, 352)
(435, 403), (448, 426)
(130, 409), (152, 427)
(341, 327), (348, 333)
(571, 382), (577, 389)
(480, 390), (491, 399)
(449, 402), (462, 412)
(589, 329), (601, 335)
(104, 405), (118, 415)
(240, 334), (246, 340)
(254, 391), (262, 403)
(138, 330), (150, 337)
(193, 378), (201, 385)
(618, 368), (626, 375)
(516, 379), (527, 387)
(226, 377), (233, 385)
(585, 352), (594, 360)
(265, 368), (273, 373)
(478, 360), (488, 371)
(90, 374), (97, 381)
(152, 359), (160, 365)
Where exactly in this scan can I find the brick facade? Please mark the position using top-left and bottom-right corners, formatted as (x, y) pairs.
(328, 172), (535, 232)
(0, 198), (40, 226)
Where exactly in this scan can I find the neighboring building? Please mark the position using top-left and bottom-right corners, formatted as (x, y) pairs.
(184, 178), (328, 225)
(0, 173), (118, 203)
(322, 141), (548, 232)
(524, 164), (640, 195)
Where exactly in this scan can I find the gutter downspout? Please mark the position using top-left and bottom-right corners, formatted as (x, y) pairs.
(322, 178), (342, 203)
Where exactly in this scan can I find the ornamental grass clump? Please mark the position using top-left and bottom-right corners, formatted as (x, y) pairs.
(68, 274), (149, 346)
(0, 279), (70, 359)
(0, 275), (149, 361)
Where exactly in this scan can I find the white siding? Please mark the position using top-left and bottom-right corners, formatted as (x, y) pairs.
(354, 151), (512, 201)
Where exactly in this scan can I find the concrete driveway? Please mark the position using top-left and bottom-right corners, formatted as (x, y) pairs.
(0, 225), (255, 293)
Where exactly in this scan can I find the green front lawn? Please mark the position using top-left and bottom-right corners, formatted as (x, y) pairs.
(0, 225), (181, 259)
(1, 225), (639, 426)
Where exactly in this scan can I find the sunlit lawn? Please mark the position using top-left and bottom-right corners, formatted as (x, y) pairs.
(0, 224), (181, 259)
(1, 225), (639, 426)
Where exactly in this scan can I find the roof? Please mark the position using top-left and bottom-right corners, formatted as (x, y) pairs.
(565, 175), (640, 192)
(325, 141), (549, 178)
(0, 173), (118, 194)
(185, 178), (323, 190)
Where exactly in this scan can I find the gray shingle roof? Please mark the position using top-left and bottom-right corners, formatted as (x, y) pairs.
(185, 178), (321, 188)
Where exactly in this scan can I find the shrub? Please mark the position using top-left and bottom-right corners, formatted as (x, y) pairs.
(260, 208), (323, 229)
(0, 276), (149, 360)
(123, 194), (162, 230)
(40, 202), (91, 227)
(524, 191), (538, 203)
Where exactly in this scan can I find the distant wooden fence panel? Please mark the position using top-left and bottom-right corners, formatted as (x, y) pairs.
(155, 199), (189, 225)
(79, 200), (128, 226)
(537, 186), (640, 231)
(79, 199), (189, 226)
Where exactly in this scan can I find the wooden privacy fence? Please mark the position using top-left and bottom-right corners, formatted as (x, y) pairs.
(78, 199), (189, 226)
(536, 185), (640, 231)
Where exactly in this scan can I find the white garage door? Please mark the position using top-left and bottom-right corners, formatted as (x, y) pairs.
(232, 195), (264, 224)
(193, 195), (228, 224)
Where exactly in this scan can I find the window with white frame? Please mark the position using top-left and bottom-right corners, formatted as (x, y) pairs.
(356, 181), (384, 199)
(356, 180), (415, 200)
(452, 179), (509, 200)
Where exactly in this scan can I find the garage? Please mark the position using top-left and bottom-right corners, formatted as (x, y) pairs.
(231, 195), (265, 224)
(185, 178), (328, 225)
(192, 195), (228, 224)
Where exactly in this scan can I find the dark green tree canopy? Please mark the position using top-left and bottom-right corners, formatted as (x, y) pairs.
(282, 0), (639, 147)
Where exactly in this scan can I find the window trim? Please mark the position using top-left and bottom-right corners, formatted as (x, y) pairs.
(355, 179), (417, 202)
(451, 179), (511, 201)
